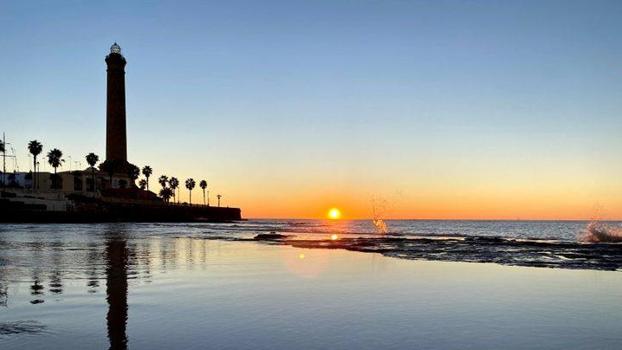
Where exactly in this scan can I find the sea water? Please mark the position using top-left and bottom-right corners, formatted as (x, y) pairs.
(1, 221), (622, 349)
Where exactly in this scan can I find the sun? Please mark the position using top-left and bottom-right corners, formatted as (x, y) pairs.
(327, 208), (342, 220)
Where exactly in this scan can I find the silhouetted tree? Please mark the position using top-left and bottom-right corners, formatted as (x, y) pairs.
(47, 149), (64, 174)
(159, 187), (173, 203)
(28, 140), (43, 189)
(217, 194), (222, 207)
(185, 178), (196, 204)
(199, 180), (207, 206)
(47, 148), (64, 189)
(138, 179), (147, 190)
(142, 166), (152, 190)
(158, 175), (168, 189)
(85, 153), (99, 193)
(169, 177), (179, 203)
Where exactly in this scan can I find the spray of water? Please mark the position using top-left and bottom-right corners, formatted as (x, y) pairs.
(578, 204), (622, 243)
(371, 196), (389, 234)
(372, 218), (388, 234)
(581, 222), (622, 243)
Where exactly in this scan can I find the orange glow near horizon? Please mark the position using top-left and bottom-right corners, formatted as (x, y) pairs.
(117, 152), (622, 221)
(161, 180), (622, 220)
(220, 172), (622, 220)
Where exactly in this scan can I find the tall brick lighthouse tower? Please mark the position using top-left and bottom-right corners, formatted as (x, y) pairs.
(100, 43), (137, 189)
(105, 42), (127, 162)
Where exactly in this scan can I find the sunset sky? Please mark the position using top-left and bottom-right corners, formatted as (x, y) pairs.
(1, 1), (621, 219)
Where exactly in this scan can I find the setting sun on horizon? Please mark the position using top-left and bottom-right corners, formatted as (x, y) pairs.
(327, 208), (342, 220)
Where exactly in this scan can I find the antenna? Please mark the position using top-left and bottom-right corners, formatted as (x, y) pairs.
(1, 133), (4, 187)
(10, 146), (18, 172)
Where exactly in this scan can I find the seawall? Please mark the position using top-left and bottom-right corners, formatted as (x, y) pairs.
(0, 193), (242, 223)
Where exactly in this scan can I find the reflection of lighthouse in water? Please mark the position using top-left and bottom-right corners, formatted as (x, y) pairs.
(105, 231), (129, 350)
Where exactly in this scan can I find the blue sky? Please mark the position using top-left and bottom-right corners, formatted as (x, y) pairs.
(1, 1), (621, 218)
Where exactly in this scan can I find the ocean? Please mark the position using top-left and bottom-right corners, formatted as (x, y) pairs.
(208, 218), (604, 241)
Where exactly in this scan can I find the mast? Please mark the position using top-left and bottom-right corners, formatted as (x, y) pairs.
(1, 133), (5, 188)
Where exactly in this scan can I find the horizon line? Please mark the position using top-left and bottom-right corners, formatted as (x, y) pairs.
(245, 217), (620, 222)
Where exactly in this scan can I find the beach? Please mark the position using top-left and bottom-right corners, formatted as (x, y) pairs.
(1, 222), (622, 349)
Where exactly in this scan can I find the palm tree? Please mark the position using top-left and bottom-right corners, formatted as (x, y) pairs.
(158, 175), (168, 189)
(128, 165), (140, 187)
(28, 140), (43, 190)
(138, 179), (147, 190)
(199, 180), (207, 206)
(159, 187), (173, 203)
(185, 178), (196, 204)
(100, 160), (117, 188)
(47, 148), (64, 189)
(217, 194), (222, 207)
(169, 177), (179, 204)
(85, 153), (99, 193)
(142, 166), (152, 190)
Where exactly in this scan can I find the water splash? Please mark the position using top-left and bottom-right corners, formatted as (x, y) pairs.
(371, 196), (389, 234)
(579, 204), (622, 243)
(581, 221), (622, 243)
(372, 218), (388, 234)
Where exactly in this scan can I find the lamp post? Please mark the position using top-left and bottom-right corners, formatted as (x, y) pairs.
(36, 161), (40, 191)
(1, 133), (5, 188)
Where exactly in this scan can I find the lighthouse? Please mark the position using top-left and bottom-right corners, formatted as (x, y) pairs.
(100, 43), (137, 189)
(105, 42), (127, 162)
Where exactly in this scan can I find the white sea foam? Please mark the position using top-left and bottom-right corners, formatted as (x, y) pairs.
(581, 222), (622, 243)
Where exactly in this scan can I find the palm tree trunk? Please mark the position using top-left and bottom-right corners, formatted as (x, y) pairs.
(203, 189), (206, 206)
(189, 191), (192, 205)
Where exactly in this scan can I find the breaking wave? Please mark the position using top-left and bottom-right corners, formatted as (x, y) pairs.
(581, 222), (622, 243)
